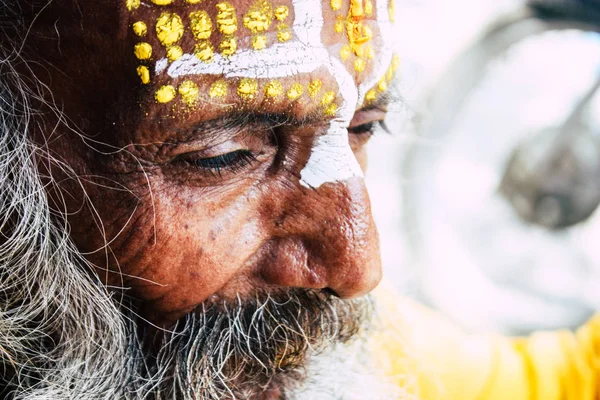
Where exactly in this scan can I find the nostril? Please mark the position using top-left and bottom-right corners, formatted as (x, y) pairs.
(321, 287), (339, 298)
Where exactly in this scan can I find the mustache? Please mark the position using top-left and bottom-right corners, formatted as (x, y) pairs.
(132, 289), (374, 400)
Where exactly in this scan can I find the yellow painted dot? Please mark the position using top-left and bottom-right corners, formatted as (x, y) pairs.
(366, 46), (375, 59)
(354, 58), (366, 72)
(365, 89), (377, 102)
(365, 0), (373, 15)
(156, 85), (176, 103)
(179, 81), (199, 105)
(277, 27), (291, 42)
(386, 67), (394, 82)
(350, 0), (364, 17)
(136, 65), (150, 84)
(194, 42), (213, 62)
(210, 80), (228, 98)
(134, 42), (152, 60)
(392, 53), (400, 71)
(274, 5), (289, 21)
(308, 80), (322, 98)
(389, 0), (396, 23)
(126, 0), (140, 11)
(324, 103), (338, 116)
(252, 35), (267, 50)
(362, 25), (373, 42)
(189, 10), (213, 40)
(151, 0), (173, 4)
(287, 83), (303, 100)
(238, 78), (258, 100)
(330, 0), (342, 11)
(243, 0), (273, 34)
(321, 91), (336, 106)
(187, 0), (203, 3)
(132, 21), (147, 37)
(265, 80), (283, 98)
(216, 2), (238, 35)
(334, 21), (344, 33)
(167, 45), (183, 62)
(377, 78), (388, 92)
(220, 37), (237, 56)
(156, 12), (184, 46)
(340, 45), (351, 61)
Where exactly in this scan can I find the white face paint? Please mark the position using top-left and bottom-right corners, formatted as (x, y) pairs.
(155, 0), (392, 189)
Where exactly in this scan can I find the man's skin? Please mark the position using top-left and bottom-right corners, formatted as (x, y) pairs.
(22, 0), (394, 326)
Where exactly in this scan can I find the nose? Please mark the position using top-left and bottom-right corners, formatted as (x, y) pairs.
(257, 177), (382, 299)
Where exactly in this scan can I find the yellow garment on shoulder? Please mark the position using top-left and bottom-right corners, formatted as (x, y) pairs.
(370, 283), (600, 399)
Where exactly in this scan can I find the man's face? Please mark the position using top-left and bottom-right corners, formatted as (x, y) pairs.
(29, 0), (396, 326)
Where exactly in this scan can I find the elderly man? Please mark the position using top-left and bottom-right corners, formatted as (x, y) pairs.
(0, 0), (401, 398)
(3, 1), (600, 399)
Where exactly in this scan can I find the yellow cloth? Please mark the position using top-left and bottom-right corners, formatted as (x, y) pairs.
(370, 283), (600, 399)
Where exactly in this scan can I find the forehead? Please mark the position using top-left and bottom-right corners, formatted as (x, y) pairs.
(122, 0), (396, 112)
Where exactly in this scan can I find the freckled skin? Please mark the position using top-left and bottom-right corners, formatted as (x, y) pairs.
(23, 0), (383, 327)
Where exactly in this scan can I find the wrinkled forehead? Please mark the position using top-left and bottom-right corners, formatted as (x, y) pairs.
(123, 0), (396, 109)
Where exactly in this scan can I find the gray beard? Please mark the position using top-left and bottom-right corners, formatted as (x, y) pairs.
(124, 289), (375, 399)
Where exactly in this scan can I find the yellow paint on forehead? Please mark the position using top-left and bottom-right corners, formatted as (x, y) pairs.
(151, 0), (173, 4)
(156, 85), (176, 103)
(156, 12), (184, 46)
(189, 11), (213, 40)
(265, 80), (283, 98)
(274, 5), (289, 21)
(377, 77), (387, 92)
(243, 0), (273, 33)
(392, 53), (401, 71)
(179, 81), (200, 105)
(330, 0), (342, 11)
(365, 88), (377, 102)
(136, 66), (150, 84)
(334, 21), (344, 33)
(354, 58), (366, 72)
(132, 21), (147, 37)
(324, 103), (338, 116)
(321, 91), (336, 106)
(287, 83), (303, 100)
(277, 25), (291, 42)
(194, 41), (214, 61)
(134, 42), (152, 60)
(216, 2), (238, 35)
(126, 0), (140, 11)
(238, 78), (258, 100)
(252, 35), (267, 50)
(388, 0), (396, 23)
(308, 80), (322, 98)
(363, 53), (400, 105)
(167, 45), (183, 61)
(220, 37), (237, 56)
(210, 80), (229, 98)
(340, 45), (351, 61)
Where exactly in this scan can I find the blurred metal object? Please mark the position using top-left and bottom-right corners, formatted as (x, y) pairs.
(500, 78), (600, 229)
(404, 0), (600, 334)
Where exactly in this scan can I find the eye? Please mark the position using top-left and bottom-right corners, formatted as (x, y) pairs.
(347, 120), (388, 151)
(177, 149), (257, 176)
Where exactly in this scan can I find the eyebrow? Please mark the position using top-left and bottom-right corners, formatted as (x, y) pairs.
(165, 89), (398, 145)
(360, 91), (395, 113)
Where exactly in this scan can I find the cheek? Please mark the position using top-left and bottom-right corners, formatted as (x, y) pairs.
(98, 182), (268, 318)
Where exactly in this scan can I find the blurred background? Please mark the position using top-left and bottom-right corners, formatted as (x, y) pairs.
(367, 0), (600, 334)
